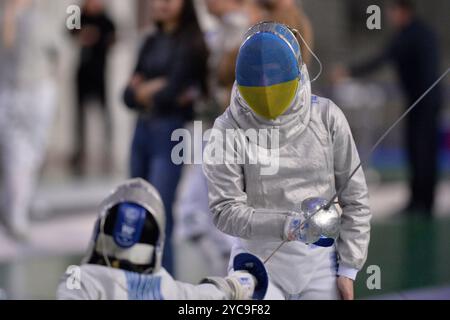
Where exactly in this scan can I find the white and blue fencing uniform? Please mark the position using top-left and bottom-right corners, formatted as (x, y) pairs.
(57, 179), (269, 300)
(57, 264), (233, 300)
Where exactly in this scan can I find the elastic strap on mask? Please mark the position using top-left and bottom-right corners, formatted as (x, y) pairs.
(289, 27), (322, 82)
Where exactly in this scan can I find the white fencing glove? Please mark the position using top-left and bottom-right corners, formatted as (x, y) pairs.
(200, 253), (268, 300)
(226, 271), (256, 300)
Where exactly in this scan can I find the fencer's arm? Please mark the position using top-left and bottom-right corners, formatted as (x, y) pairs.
(202, 118), (287, 241)
(328, 101), (372, 277)
(172, 281), (230, 300)
(56, 274), (97, 300)
(171, 272), (255, 300)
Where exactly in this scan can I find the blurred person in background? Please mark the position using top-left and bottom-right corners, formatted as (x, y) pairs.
(205, 0), (251, 110)
(262, 0), (314, 65)
(244, 0), (269, 25)
(70, 0), (116, 175)
(0, 0), (57, 239)
(334, 0), (443, 217)
(123, 0), (208, 275)
(175, 0), (266, 275)
(204, 0), (314, 111)
(175, 0), (261, 277)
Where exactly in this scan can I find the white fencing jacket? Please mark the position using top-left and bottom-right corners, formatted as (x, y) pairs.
(203, 84), (371, 294)
(57, 264), (233, 300)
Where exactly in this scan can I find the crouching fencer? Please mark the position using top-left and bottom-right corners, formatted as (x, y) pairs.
(57, 178), (268, 300)
(203, 22), (371, 300)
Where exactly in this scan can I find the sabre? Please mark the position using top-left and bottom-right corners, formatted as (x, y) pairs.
(264, 67), (450, 265)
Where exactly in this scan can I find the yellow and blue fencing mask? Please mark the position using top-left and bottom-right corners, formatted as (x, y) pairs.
(236, 22), (304, 120)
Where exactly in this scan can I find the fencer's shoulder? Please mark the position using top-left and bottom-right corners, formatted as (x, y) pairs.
(81, 264), (124, 283)
(79, 263), (111, 274)
(155, 267), (172, 279)
(311, 95), (339, 113)
(213, 107), (240, 130)
(157, 268), (179, 300)
(57, 264), (120, 300)
(310, 95), (347, 127)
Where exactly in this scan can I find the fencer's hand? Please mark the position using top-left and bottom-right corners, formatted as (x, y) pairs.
(226, 271), (256, 300)
(284, 214), (305, 242)
(337, 276), (354, 300)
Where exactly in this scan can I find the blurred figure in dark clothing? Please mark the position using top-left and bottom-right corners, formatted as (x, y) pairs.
(336, 0), (443, 216)
(70, 0), (115, 175)
(123, 0), (208, 275)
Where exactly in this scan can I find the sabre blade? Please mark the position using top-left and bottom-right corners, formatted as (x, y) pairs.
(324, 67), (449, 210)
(264, 68), (450, 264)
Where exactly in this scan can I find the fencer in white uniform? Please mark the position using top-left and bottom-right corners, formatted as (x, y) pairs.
(57, 178), (268, 300)
(203, 22), (371, 299)
(0, 0), (57, 239)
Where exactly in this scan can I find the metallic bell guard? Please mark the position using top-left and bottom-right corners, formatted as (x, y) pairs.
(297, 197), (340, 245)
